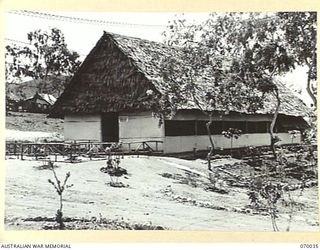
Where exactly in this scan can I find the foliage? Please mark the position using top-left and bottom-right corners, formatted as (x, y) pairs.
(222, 128), (242, 157)
(288, 130), (299, 144)
(222, 128), (242, 139)
(247, 145), (317, 231)
(5, 28), (81, 95)
(47, 160), (73, 229)
(277, 12), (317, 108)
(100, 157), (128, 187)
(158, 12), (300, 161)
(250, 179), (282, 231)
(41, 216), (166, 230)
(302, 115), (317, 144)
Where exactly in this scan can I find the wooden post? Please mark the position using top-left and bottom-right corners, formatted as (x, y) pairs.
(156, 141), (158, 152)
(70, 143), (73, 161)
(20, 144), (24, 160)
(55, 153), (57, 162)
(14, 141), (17, 157)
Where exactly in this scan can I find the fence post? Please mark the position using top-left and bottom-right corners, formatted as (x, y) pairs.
(20, 144), (24, 160)
(45, 144), (47, 157)
(35, 145), (38, 160)
(14, 141), (17, 157)
(70, 143), (73, 161)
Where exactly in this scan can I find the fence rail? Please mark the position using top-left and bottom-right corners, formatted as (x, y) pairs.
(5, 140), (164, 162)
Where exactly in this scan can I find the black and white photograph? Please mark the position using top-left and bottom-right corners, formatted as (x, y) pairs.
(4, 10), (318, 232)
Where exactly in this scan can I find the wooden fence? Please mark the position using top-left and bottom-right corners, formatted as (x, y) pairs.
(5, 140), (164, 162)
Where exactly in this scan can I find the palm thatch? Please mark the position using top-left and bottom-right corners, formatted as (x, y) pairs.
(50, 31), (311, 118)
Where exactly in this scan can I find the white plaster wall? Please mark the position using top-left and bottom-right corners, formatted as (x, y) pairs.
(64, 114), (102, 142)
(277, 132), (302, 145)
(164, 133), (301, 153)
(119, 112), (164, 151)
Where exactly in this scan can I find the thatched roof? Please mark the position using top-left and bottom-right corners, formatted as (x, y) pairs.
(25, 93), (56, 106)
(50, 31), (311, 118)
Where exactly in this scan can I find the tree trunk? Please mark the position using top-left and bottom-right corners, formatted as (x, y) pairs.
(269, 88), (281, 159)
(304, 50), (317, 109)
(206, 114), (215, 171)
(59, 194), (63, 212)
(230, 137), (233, 157)
(306, 68), (317, 108)
(190, 92), (216, 171)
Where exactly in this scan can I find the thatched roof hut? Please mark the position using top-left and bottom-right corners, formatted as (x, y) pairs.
(50, 31), (310, 119)
(49, 32), (311, 152)
(23, 92), (56, 113)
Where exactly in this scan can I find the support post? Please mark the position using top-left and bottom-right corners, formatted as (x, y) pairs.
(20, 144), (24, 160)
(14, 141), (17, 157)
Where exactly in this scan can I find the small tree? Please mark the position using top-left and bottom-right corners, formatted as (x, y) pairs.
(100, 157), (128, 187)
(249, 178), (282, 231)
(222, 128), (242, 157)
(47, 161), (73, 229)
(288, 130), (299, 144)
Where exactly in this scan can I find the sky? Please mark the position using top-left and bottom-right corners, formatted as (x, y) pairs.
(5, 11), (209, 59)
(4, 11), (314, 107)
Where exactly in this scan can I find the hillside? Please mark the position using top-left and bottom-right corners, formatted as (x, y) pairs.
(6, 76), (69, 100)
(6, 111), (64, 142)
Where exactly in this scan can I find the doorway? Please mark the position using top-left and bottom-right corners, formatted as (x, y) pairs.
(101, 113), (119, 142)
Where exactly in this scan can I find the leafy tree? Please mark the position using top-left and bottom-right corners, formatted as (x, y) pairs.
(277, 12), (317, 108)
(158, 13), (297, 160)
(5, 28), (81, 95)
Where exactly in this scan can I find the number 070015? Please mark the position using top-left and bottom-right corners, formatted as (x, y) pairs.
(300, 244), (319, 248)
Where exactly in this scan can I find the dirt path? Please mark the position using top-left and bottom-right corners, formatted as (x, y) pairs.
(5, 156), (319, 231)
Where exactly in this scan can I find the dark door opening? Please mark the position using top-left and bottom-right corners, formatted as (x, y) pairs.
(101, 113), (119, 142)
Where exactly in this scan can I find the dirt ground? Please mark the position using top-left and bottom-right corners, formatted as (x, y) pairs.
(4, 156), (319, 231)
(6, 112), (64, 142)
